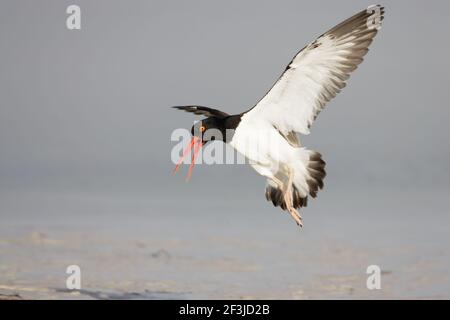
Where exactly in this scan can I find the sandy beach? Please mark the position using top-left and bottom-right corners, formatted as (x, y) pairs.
(1, 184), (449, 300)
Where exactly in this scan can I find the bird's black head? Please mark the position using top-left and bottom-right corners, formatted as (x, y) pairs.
(172, 105), (241, 180)
(173, 116), (225, 180)
(190, 117), (225, 144)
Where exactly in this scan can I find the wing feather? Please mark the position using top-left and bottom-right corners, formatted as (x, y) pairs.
(173, 106), (229, 119)
(244, 5), (385, 136)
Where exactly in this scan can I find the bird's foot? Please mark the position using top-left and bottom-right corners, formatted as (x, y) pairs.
(283, 184), (303, 227)
(288, 207), (303, 227)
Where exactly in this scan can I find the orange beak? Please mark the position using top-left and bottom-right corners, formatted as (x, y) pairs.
(173, 136), (203, 181)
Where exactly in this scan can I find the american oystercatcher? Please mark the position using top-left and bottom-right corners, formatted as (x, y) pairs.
(173, 6), (384, 227)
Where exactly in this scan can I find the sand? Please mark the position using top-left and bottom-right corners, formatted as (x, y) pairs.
(1, 186), (449, 299)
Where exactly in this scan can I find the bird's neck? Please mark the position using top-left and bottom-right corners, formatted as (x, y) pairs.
(222, 114), (242, 143)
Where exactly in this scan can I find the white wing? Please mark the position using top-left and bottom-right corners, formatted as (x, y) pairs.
(244, 5), (385, 136)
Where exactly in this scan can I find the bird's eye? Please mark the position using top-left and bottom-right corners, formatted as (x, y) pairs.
(199, 125), (206, 132)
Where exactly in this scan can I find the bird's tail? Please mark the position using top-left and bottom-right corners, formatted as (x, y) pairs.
(265, 149), (326, 209)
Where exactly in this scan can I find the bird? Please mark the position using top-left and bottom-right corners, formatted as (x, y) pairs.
(172, 5), (385, 227)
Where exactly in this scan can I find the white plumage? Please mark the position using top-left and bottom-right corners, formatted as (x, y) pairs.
(230, 5), (384, 226)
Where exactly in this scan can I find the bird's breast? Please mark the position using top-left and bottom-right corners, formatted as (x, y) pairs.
(229, 118), (293, 167)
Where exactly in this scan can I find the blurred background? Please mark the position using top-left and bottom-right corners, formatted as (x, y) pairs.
(0, 0), (449, 299)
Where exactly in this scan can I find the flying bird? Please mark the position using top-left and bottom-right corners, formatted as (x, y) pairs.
(173, 6), (385, 227)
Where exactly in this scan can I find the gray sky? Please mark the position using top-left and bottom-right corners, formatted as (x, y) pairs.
(0, 0), (449, 194)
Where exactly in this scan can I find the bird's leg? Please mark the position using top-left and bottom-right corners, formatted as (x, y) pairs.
(270, 176), (285, 215)
(283, 169), (303, 227)
(270, 174), (303, 226)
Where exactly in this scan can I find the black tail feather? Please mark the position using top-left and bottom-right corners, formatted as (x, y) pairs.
(306, 151), (326, 199)
(264, 151), (326, 210)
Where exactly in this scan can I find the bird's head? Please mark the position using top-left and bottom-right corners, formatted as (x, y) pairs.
(190, 117), (223, 144)
(172, 105), (235, 180)
(173, 116), (226, 181)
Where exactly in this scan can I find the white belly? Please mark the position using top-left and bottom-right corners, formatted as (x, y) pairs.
(229, 117), (295, 178)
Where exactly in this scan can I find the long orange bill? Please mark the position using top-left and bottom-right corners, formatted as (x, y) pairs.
(173, 137), (197, 175)
(186, 139), (203, 181)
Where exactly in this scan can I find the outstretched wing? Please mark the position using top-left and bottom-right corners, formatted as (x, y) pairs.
(173, 106), (229, 119)
(244, 5), (385, 136)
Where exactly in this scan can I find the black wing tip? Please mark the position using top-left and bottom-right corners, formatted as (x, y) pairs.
(172, 105), (196, 111)
(171, 105), (229, 118)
